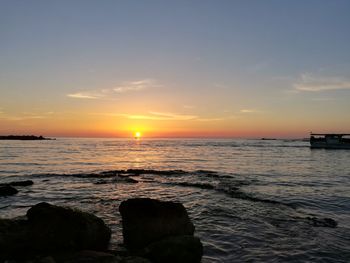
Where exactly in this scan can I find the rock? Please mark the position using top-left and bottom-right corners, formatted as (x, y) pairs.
(0, 185), (18, 196)
(9, 180), (34, 186)
(177, 182), (215, 189)
(121, 256), (152, 263)
(143, 235), (203, 263)
(94, 177), (138, 185)
(0, 203), (111, 260)
(0, 218), (29, 260)
(0, 180), (33, 196)
(26, 202), (111, 252)
(119, 198), (194, 249)
(36, 256), (57, 263)
(116, 177), (138, 184)
(58, 250), (117, 263)
(307, 217), (338, 228)
(125, 169), (187, 176)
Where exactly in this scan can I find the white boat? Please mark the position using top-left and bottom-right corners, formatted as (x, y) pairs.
(310, 133), (350, 149)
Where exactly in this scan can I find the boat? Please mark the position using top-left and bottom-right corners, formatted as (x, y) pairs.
(310, 133), (350, 149)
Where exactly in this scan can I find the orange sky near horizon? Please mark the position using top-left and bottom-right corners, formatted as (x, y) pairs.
(0, 108), (342, 139)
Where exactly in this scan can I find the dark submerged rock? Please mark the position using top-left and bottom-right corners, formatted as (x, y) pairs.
(9, 180), (34, 186)
(307, 217), (338, 228)
(125, 169), (188, 176)
(119, 198), (195, 250)
(143, 235), (203, 263)
(177, 181), (215, 190)
(0, 185), (18, 196)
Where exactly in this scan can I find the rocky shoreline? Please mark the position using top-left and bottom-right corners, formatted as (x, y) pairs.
(0, 135), (54, 140)
(0, 198), (203, 263)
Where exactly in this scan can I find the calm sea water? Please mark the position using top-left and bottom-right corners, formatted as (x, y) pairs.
(1, 138), (350, 262)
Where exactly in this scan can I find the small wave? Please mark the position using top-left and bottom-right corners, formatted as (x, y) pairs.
(216, 185), (297, 208)
(30, 168), (223, 178)
(171, 182), (215, 190)
(305, 216), (337, 228)
(269, 216), (338, 228)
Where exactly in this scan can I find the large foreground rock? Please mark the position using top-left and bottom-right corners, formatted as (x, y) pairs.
(0, 202), (111, 260)
(119, 198), (195, 249)
(27, 202), (111, 251)
(143, 235), (203, 263)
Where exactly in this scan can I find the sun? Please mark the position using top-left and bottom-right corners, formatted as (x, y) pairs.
(134, 131), (142, 139)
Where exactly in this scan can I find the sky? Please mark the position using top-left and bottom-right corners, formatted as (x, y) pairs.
(1, 0), (350, 138)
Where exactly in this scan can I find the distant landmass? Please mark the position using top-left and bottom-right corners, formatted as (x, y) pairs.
(0, 135), (54, 140)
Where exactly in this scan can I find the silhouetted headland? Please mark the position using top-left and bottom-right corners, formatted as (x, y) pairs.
(0, 135), (54, 140)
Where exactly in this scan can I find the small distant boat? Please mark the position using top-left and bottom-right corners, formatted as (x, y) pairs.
(310, 133), (350, 149)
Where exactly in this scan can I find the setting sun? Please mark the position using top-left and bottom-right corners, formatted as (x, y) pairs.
(134, 132), (141, 139)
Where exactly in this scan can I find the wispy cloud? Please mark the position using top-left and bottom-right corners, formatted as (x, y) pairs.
(196, 117), (225, 122)
(149, 111), (197, 120)
(0, 110), (55, 121)
(0, 115), (46, 121)
(294, 73), (350, 92)
(112, 111), (232, 122)
(67, 79), (160, 99)
(114, 79), (160, 93)
(117, 111), (197, 121)
(67, 92), (103, 99)
(116, 114), (165, 120)
(240, 109), (259, 113)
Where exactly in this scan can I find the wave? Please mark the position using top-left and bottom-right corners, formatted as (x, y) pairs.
(183, 141), (308, 149)
(31, 169), (219, 179)
(23, 168), (339, 229)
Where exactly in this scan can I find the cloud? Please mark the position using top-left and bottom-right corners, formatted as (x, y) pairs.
(117, 111), (197, 121)
(67, 92), (103, 99)
(117, 114), (168, 120)
(149, 111), (197, 120)
(240, 109), (258, 113)
(196, 117), (225, 122)
(0, 115), (46, 121)
(113, 111), (233, 122)
(0, 110), (55, 121)
(113, 79), (160, 93)
(67, 79), (160, 99)
(294, 73), (350, 92)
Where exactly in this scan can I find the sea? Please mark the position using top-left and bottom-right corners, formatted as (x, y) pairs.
(1, 138), (350, 262)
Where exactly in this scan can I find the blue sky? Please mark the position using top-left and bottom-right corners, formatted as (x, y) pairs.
(1, 0), (350, 137)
